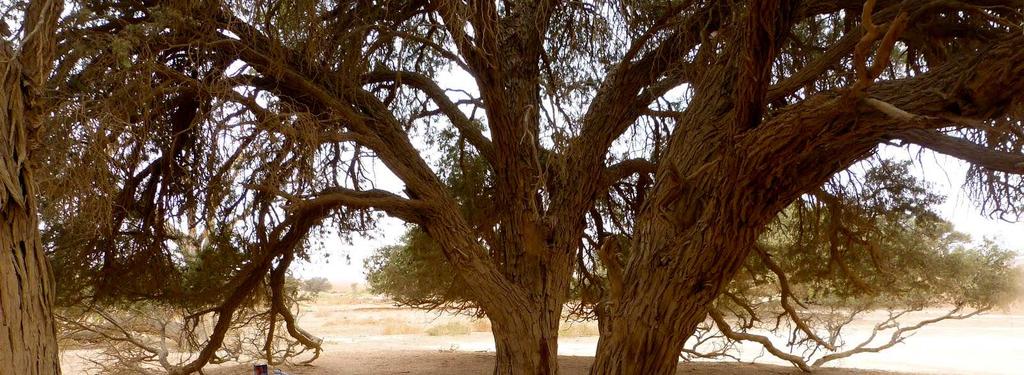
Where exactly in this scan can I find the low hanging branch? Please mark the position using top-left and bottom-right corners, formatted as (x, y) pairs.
(57, 196), (342, 374)
(754, 246), (835, 351)
(58, 307), (177, 372)
(708, 307), (813, 372)
(267, 251), (324, 365)
(690, 168), (1014, 372)
(709, 302), (994, 372)
(362, 70), (496, 164)
(810, 305), (989, 367)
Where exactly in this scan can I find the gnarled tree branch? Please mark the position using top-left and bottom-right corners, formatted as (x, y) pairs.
(899, 129), (1024, 174)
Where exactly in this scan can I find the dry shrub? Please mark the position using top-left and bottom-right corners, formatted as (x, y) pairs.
(425, 322), (471, 336)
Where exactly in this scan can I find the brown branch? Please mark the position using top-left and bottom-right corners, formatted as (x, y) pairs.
(165, 193), (341, 374)
(722, 290), (759, 329)
(570, 3), (725, 162)
(733, 0), (796, 130)
(811, 306), (990, 367)
(209, 12), (529, 317)
(597, 236), (624, 305)
(19, 0), (62, 98)
(708, 308), (813, 372)
(755, 246), (835, 350)
(767, 30), (861, 103)
(739, 31), (1024, 218)
(58, 309), (174, 370)
(641, 108), (685, 119)
(286, 187), (431, 224)
(852, 0), (909, 93)
(363, 70), (496, 163)
(269, 251), (323, 364)
(899, 129), (1024, 174)
(433, 0), (498, 75)
(602, 158), (657, 187)
(371, 28), (471, 72)
(816, 190), (876, 294)
(170, 262), (271, 374)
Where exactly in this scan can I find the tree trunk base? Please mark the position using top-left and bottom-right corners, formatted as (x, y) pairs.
(491, 313), (560, 375)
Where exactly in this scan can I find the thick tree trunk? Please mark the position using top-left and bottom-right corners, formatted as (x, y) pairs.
(589, 231), (756, 375)
(588, 144), (764, 375)
(486, 246), (572, 375)
(0, 175), (60, 374)
(490, 307), (560, 375)
(0, 69), (60, 375)
(0, 1), (63, 372)
(590, 298), (706, 374)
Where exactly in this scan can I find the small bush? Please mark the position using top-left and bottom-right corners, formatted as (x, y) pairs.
(425, 321), (471, 336)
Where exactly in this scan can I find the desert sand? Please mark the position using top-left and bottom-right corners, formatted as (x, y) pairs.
(60, 291), (1024, 374)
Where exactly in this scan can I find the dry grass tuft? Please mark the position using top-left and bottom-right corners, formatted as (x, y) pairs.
(559, 322), (600, 337)
(382, 322), (422, 335)
(425, 321), (472, 336)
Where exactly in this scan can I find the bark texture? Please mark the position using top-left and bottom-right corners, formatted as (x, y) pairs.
(591, 26), (1024, 375)
(490, 306), (560, 374)
(0, 170), (60, 374)
(0, 0), (63, 372)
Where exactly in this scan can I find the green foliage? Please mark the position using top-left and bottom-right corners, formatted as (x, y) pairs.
(364, 229), (475, 312)
(742, 161), (1021, 311)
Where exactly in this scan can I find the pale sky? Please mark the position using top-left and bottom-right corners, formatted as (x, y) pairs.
(891, 145), (1024, 252)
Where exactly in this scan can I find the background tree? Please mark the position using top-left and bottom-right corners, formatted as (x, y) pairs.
(36, 0), (1024, 374)
(302, 277), (333, 295)
(0, 0), (64, 373)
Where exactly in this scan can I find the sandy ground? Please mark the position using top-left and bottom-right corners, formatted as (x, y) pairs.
(60, 292), (1024, 374)
(203, 352), (910, 375)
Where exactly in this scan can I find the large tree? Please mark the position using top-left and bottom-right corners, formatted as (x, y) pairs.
(46, 0), (1024, 374)
(0, 0), (64, 373)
